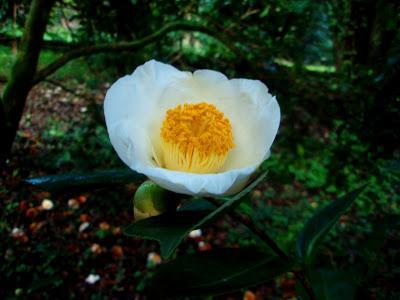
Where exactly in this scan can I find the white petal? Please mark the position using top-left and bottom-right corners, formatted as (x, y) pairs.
(135, 163), (256, 196)
(227, 79), (281, 169)
(104, 60), (189, 168)
(41, 199), (54, 210)
(85, 274), (100, 284)
(193, 69), (228, 82)
(189, 229), (202, 238)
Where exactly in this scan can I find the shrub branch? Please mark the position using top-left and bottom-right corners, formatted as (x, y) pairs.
(33, 21), (237, 85)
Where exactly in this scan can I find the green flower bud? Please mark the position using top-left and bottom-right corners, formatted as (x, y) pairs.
(133, 180), (178, 221)
(15, 288), (23, 296)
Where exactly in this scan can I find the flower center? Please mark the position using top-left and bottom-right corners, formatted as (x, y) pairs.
(160, 102), (234, 173)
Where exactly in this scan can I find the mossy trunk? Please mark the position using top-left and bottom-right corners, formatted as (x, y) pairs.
(0, 0), (54, 162)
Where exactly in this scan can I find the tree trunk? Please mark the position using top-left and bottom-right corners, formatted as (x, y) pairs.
(0, 0), (55, 162)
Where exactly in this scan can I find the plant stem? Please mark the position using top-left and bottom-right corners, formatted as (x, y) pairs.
(230, 209), (289, 260)
(230, 210), (317, 299)
(292, 270), (317, 300)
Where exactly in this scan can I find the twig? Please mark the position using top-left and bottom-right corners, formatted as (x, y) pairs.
(206, 197), (317, 300)
(232, 211), (317, 299)
(230, 209), (289, 259)
(33, 21), (240, 85)
(44, 79), (93, 102)
(0, 35), (80, 50)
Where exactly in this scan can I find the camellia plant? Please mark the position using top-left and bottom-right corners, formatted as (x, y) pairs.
(26, 60), (366, 299)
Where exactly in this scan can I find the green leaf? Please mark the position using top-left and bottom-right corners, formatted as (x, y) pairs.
(203, 170), (268, 225)
(125, 170), (268, 258)
(178, 198), (217, 212)
(295, 281), (311, 300)
(384, 159), (400, 171)
(296, 185), (366, 264)
(307, 269), (357, 300)
(215, 194), (259, 230)
(148, 248), (292, 297)
(25, 168), (145, 193)
(124, 210), (210, 258)
(28, 277), (57, 292)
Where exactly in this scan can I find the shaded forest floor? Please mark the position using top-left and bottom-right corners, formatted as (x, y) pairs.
(1, 81), (399, 299)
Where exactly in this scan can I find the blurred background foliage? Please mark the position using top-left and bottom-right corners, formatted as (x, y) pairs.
(0, 0), (399, 299)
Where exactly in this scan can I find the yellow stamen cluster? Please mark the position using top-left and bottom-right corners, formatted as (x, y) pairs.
(160, 102), (234, 173)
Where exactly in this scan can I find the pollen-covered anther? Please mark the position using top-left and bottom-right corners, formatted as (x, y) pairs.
(160, 102), (234, 173)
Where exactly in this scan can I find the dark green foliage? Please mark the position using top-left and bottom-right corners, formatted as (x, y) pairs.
(124, 170), (268, 258)
(25, 168), (145, 193)
(297, 186), (366, 265)
(38, 121), (121, 171)
(149, 248), (293, 297)
(125, 210), (210, 259)
(295, 269), (358, 300)
(307, 269), (358, 300)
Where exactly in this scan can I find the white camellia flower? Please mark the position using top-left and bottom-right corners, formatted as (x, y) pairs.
(104, 60), (280, 196)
